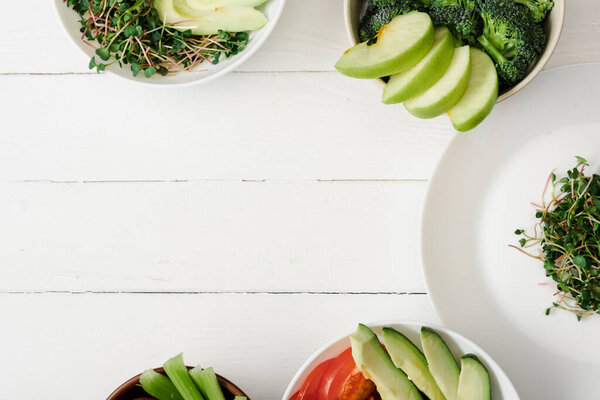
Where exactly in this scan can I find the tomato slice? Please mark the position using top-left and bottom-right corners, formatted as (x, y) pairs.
(323, 348), (358, 400)
(340, 371), (377, 400)
(291, 347), (361, 400)
(295, 358), (334, 400)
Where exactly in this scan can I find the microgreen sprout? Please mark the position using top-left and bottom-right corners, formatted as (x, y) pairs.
(65, 0), (250, 76)
(514, 157), (600, 320)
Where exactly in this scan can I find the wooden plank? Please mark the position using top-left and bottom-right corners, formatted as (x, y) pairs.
(0, 180), (428, 293)
(0, 292), (437, 399)
(1, 0), (599, 73)
(0, 73), (452, 181)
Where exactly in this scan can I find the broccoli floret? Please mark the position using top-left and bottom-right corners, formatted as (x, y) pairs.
(372, 0), (430, 8)
(514, 0), (553, 22)
(359, 0), (428, 42)
(476, 0), (547, 87)
(429, 0), (481, 45)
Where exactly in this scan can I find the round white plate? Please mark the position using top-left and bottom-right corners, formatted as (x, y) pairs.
(53, 0), (286, 86)
(282, 321), (519, 400)
(422, 63), (600, 400)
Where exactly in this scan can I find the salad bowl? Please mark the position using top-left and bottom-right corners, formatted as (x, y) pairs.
(53, 0), (286, 86)
(283, 320), (519, 400)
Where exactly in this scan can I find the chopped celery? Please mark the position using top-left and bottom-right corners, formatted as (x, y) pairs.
(190, 366), (226, 400)
(139, 369), (185, 400)
(163, 354), (205, 400)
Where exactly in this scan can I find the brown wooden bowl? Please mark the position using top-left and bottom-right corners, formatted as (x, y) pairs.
(106, 367), (249, 400)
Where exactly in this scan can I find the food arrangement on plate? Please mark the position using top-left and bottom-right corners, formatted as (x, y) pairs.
(287, 324), (503, 400)
(108, 353), (248, 400)
(514, 156), (600, 320)
(336, 0), (556, 131)
(62, 0), (270, 78)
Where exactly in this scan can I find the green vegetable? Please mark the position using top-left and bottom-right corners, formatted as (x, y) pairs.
(515, 157), (600, 319)
(476, 0), (546, 87)
(359, 0), (429, 42)
(163, 354), (206, 400)
(139, 369), (185, 400)
(514, 0), (554, 22)
(64, 0), (249, 76)
(429, 0), (481, 45)
(234, 397), (247, 400)
(190, 367), (226, 400)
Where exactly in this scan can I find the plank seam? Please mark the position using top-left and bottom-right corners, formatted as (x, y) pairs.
(0, 71), (336, 76)
(4, 179), (428, 184)
(0, 290), (428, 295)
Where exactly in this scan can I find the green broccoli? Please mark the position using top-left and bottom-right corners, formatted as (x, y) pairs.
(359, 0), (429, 42)
(514, 0), (553, 22)
(476, 0), (547, 87)
(429, 0), (481, 45)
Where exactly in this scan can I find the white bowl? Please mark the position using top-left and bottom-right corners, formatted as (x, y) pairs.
(282, 321), (519, 400)
(53, 0), (286, 86)
(342, 0), (565, 102)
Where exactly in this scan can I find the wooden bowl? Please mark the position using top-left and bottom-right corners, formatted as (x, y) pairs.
(342, 0), (565, 102)
(106, 367), (249, 400)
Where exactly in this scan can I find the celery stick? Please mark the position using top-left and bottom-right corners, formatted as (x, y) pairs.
(190, 366), (226, 400)
(234, 397), (247, 400)
(163, 354), (205, 400)
(139, 369), (184, 400)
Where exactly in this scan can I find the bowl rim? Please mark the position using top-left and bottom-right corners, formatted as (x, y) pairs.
(341, 0), (565, 103)
(52, 0), (287, 87)
(281, 319), (519, 400)
(106, 366), (249, 400)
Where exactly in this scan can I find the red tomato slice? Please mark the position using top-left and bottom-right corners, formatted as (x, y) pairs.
(295, 358), (334, 400)
(324, 348), (358, 400)
(292, 347), (359, 400)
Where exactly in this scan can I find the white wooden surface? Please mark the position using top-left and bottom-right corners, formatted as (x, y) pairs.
(0, 1), (599, 399)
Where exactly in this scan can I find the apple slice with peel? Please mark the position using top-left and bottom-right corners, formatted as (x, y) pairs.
(382, 26), (455, 104)
(335, 12), (434, 79)
(404, 45), (471, 119)
(156, 0), (267, 35)
(448, 48), (498, 132)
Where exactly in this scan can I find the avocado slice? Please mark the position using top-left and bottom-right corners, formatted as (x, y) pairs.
(350, 324), (423, 400)
(382, 328), (446, 400)
(421, 327), (460, 400)
(155, 0), (267, 35)
(457, 355), (491, 400)
(185, 0), (268, 10)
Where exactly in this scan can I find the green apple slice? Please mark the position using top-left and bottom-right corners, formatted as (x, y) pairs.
(382, 26), (455, 104)
(335, 12), (434, 79)
(156, 0), (267, 35)
(448, 48), (498, 132)
(404, 45), (471, 119)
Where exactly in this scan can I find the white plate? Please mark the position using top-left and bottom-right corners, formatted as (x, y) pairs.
(53, 0), (286, 86)
(282, 321), (519, 400)
(421, 63), (600, 400)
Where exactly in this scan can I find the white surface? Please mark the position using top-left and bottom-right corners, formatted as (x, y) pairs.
(0, 0), (599, 399)
(422, 64), (600, 400)
(283, 322), (519, 400)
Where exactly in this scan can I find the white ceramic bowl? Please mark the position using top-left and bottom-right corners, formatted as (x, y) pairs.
(343, 0), (565, 102)
(53, 0), (286, 86)
(282, 321), (519, 400)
